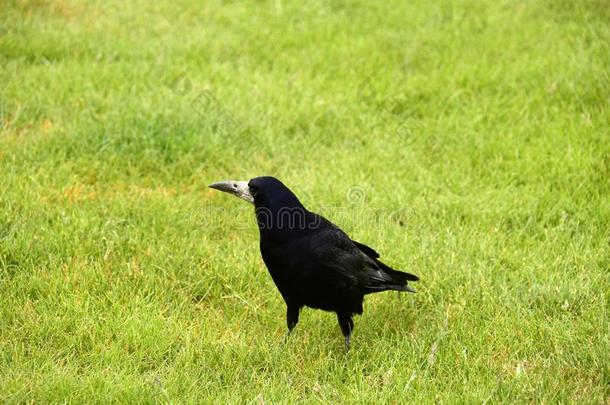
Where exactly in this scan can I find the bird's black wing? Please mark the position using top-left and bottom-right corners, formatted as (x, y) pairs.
(352, 239), (419, 282)
(309, 225), (363, 281)
(308, 218), (418, 293)
(351, 240), (379, 258)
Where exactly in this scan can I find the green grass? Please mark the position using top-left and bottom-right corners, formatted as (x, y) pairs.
(1, 0), (609, 402)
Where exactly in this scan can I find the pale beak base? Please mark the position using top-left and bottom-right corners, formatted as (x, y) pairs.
(208, 180), (254, 204)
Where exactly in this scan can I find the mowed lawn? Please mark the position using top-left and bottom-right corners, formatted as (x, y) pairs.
(1, 0), (608, 402)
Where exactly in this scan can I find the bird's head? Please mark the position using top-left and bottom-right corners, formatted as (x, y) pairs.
(208, 176), (303, 210)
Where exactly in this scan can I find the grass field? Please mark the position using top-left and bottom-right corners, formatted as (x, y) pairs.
(1, 0), (609, 402)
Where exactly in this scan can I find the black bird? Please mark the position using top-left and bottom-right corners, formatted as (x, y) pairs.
(209, 176), (418, 349)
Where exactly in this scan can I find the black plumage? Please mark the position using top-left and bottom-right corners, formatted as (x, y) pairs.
(209, 176), (419, 349)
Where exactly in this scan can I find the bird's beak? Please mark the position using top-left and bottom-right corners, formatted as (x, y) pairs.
(208, 180), (254, 204)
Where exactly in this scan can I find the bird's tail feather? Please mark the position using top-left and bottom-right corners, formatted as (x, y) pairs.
(364, 259), (419, 294)
(364, 284), (416, 293)
(376, 259), (419, 282)
(390, 284), (417, 293)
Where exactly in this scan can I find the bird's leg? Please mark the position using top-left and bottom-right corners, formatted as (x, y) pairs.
(337, 313), (354, 351)
(284, 305), (300, 342)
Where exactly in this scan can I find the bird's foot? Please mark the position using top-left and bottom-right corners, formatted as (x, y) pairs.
(344, 335), (351, 351)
